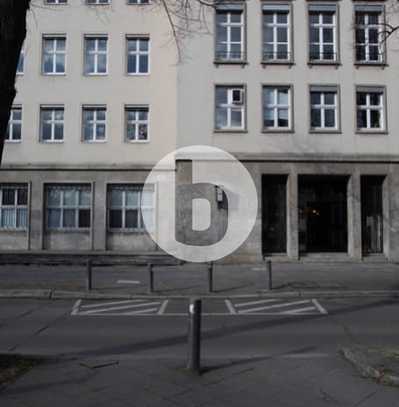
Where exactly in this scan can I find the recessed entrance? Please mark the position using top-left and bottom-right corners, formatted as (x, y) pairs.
(299, 175), (348, 253)
(361, 176), (384, 254)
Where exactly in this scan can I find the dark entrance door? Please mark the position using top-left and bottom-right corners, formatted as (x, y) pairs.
(299, 175), (348, 253)
(361, 176), (384, 254)
(262, 175), (287, 254)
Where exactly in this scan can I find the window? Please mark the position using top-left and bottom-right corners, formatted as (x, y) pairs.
(0, 185), (28, 230)
(17, 48), (24, 74)
(126, 37), (149, 74)
(40, 106), (64, 142)
(215, 86), (245, 130)
(127, 0), (149, 4)
(6, 107), (22, 142)
(309, 4), (338, 62)
(263, 86), (291, 130)
(356, 87), (385, 131)
(84, 36), (108, 75)
(355, 6), (384, 63)
(262, 4), (291, 62)
(86, 0), (110, 4)
(46, 185), (91, 230)
(215, 5), (245, 61)
(310, 86), (338, 131)
(108, 185), (154, 232)
(125, 106), (149, 141)
(82, 106), (106, 142)
(45, 0), (67, 4)
(42, 36), (66, 74)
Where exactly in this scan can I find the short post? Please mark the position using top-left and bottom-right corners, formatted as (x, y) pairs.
(207, 262), (214, 293)
(148, 263), (154, 293)
(86, 259), (93, 291)
(266, 259), (272, 290)
(187, 298), (202, 374)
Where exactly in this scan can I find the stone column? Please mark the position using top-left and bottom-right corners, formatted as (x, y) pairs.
(29, 175), (44, 250)
(347, 171), (362, 260)
(287, 171), (299, 259)
(92, 179), (107, 251)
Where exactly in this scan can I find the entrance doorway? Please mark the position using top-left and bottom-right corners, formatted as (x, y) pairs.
(361, 176), (384, 254)
(299, 175), (348, 253)
(262, 175), (287, 254)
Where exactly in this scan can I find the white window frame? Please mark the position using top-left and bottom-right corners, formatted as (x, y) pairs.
(309, 6), (337, 62)
(84, 36), (108, 75)
(46, 185), (91, 230)
(40, 106), (64, 143)
(125, 106), (149, 142)
(356, 88), (385, 131)
(6, 106), (22, 142)
(42, 36), (66, 75)
(82, 106), (107, 142)
(126, 37), (150, 75)
(0, 185), (28, 230)
(355, 9), (384, 63)
(310, 87), (338, 131)
(262, 6), (291, 62)
(263, 86), (291, 130)
(86, 0), (110, 4)
(107, 185), (155, 232)
(45, 0), (68, 4)
(127, 0), (149, 4)
(215, 86), (246, 131)
(215, 8), (245, 61)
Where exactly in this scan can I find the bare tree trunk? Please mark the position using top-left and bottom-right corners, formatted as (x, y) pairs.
(0, 0), (30, 164)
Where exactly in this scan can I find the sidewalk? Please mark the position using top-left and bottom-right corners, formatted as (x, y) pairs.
(0, 262), (398, 298)
(1, 353), (399, 407)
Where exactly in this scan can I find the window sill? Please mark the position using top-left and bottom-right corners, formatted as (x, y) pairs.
(108, 229), (149, 234)
(126, 73), (150, 76)
(125, 140), (150, 144)
(5, 140), (22, 144)
(46, 228), (90, 233)
(214, 60), (248, 66)
(356, 130), (388, 135)
(261, 61), (294, 66)
(40, 140), (64, 144)
(308, 61), (341, 67)
(82, 140), (107, 144)
(0, 228), (27, 232)
(42, 73), (66, 76)
(214, 130), (247, 134)
(309, 130), (341, 134)
(84, 73), (108, 77)
(262, 129), (294, 134)
(354, 62), (387, 68)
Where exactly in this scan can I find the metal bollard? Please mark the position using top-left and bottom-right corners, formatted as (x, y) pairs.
(86, 259), (93, 291)
(187, 298), (202, 374)
(207, 262), (214, 293)
(148, 263), (154, 293)
(266, 259), (272, 290)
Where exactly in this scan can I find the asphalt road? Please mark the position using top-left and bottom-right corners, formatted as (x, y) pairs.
(0, 297), (398, 360)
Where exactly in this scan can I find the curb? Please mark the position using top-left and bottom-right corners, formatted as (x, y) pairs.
(1, 289), (399, 300)
(341, 347), (399, 387)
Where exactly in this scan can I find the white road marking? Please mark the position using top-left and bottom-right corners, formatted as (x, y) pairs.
(312, 299), (328, 314)
(238, 300), (310, 314)
(71, 299), (82, 316)
(80, 299), (146, 309)
(125, 308), (159, 315)
(117, 280), (141, 285)
(79, 301), (161, 315)
(234, 299), (278, 308)
(157, 300), (169, 315)
(225, 299), (237, 314)
(282, 353), (330, 359)
(282, 306), (317, 315)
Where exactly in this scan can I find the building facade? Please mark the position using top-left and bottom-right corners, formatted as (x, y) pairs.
(1, 0), (399, 262)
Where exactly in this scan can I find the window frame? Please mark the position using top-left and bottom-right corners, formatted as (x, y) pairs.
(214, 84), (246, 132)
(262, 85), (293, 132)
(262, 3), (293, 64)
(214, 4), (246, 64)
(126, 36), (150, 75)
(6, 106), (22, 143)
(83, 35), (108, 76)
(355, 86), (387, 133)
(354, 5), (386, 65)
(107, 184), (155, 233)
(124, 105), (150, 143)
(308, 3), (340, 64)
(40, 105), (65, 143)
(45, 0), (68, 4)
(82, 105), (107, 143)
(86, 0), (111, 5)
(16, 48), (24, 75)
(42, 35), (67, 75)
(127, 0), (150, 5)
(0, 184), (29, 231)
(45, 184), (92, 231)
(309, 85), (341, 133)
